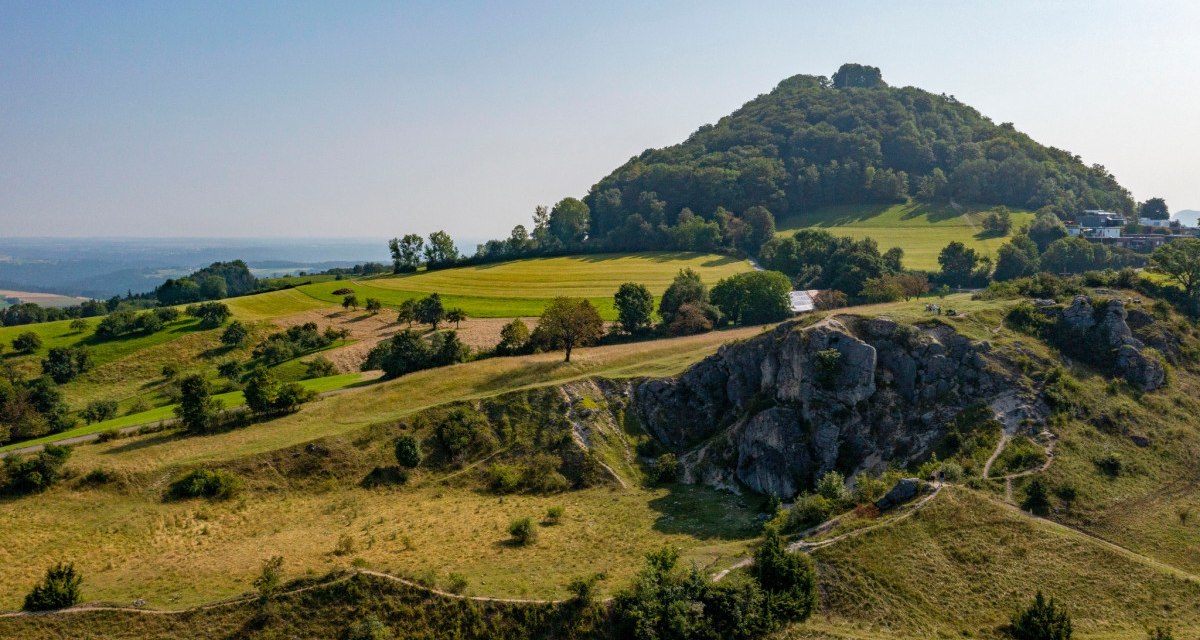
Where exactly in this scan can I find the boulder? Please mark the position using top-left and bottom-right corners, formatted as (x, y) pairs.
(1062, 295), (1096, 332)
(875, 478), (922, 510)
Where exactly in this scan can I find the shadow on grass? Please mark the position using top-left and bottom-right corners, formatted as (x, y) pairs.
(647, 483), (762, 541)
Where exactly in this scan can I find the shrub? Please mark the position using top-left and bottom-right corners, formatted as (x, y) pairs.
(753, 526), (818, 623)
(496, 318), (531, 355)
(186, 302), (231, 328)
(23, 562), (82, 611)
(1010, 591), (1072, 640)
(393, 434), (422, 468)
(487, 463), (522, 494)
(445, 573), (468, 595)
(253, 555), (284, 602)
(331, 287), (353, 296)
(345, 615), (391, 640)
(95, 429), (123, 443)
(545, 505), (565, 525)
(1095, 452), (1123, 477)
(814, 348), (842, 387)
(220, 320), (249, 347)
(81, 399), (118, 424)
(161, 362), (180, 379)
(815, 470), (850, 504)
(2, 445), (71, 496)
(653, 453), (680, 483)
(69, 318), (89, 332)
(217, 359), (242, 381)
(666, 302), (714, 336)
(304, 355), (338, 379)
(1022, 477), (1051, 515)
(41, 346), (93, 383)
(12, 331), (42, 354)
(167, 468), (241, 500)
(333, 534), (355, 556)
(788, 493), (833, 530)
(508, 517), (537, 545)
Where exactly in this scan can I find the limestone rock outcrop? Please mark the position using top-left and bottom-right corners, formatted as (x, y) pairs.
(634, 316), (1021, 498)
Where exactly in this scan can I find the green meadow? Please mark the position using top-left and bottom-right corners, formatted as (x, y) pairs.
(776, 202), (1035, 270)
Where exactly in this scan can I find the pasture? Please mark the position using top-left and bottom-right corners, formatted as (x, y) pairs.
(776, 202), (1035, 270)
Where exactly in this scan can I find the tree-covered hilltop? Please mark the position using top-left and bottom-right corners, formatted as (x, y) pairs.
(582, 63), (1133, 248)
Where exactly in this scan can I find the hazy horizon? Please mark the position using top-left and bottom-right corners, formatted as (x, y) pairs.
(4, 1), (1199, 240)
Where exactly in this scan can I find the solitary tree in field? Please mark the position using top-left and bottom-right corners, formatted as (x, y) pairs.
(342, 294), (359, 311)
(538, 297), (604, 362)
(365, 298), (383, 315)
(446, 308), (467, 329)
(176, 374), (222, 434)
(613, 282), (654, 334)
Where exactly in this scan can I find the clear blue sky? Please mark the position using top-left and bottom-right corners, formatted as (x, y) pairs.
(2, 0), (1197, 239)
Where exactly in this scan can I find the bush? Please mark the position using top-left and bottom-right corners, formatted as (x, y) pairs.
(788, 493), (833, 530)
(253, 555), (285, 602)
(12, 331), (42, 354)
(753, 526), (818, 623)
(81, 399), (118, 424)
(508, 517), (537, 545)
(496, 318), (531, 355)
(815, 470), (849, 504)
(445, 573), (468, 595)
(1022, 477), (1051, 515)
(344, 615), (391, 640)
(545, 505), (565, 525)
(814, 348), (842, 388)
(1095, 452), (1123, 477)
(186, 302), (231, 328)
(653, 453), (680, 483)
(393, 434), (422, 468)
(220, 320), (249, 347)
(487, 463), (522, 494)
(41, 346), (93, 383)
(1010, 591), (1072, 640)
(304, 355), (338, 379)
(2, 445), (71, 496)
(167, 468), (241, 500)
(23, 562), (82, 611)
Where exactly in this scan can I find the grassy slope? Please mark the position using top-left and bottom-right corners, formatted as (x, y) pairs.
(8, 288), (1200, 638)
(0, 327), (766, 610)
(0, 372), (368, 453)
(292, 252), (752, 319)
(780, 488), (1200, 640)
(776, 202), (1035, 270)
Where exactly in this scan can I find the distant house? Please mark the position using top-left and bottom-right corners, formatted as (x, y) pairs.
(1067, 209), (1125, 240)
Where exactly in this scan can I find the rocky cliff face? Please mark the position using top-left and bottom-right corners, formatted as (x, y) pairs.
(1057, 296), (1166, 391)
(634, 316), (1027, 498)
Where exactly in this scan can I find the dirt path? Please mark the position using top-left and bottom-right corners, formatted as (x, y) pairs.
(0, 568), (563, 619)
(712, 482), (945, 582)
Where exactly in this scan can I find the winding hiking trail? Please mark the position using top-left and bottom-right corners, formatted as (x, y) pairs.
(0, 569), (564, 620)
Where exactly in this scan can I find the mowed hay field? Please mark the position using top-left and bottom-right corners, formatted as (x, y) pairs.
(293, 252), (753, 319)
(776, 202), (1035, 270)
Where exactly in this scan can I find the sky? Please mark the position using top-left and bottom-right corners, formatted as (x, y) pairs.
(2, 0), (1198, 240)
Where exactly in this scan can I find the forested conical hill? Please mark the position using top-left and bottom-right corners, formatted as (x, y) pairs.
(584, 63), (1133, 244)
